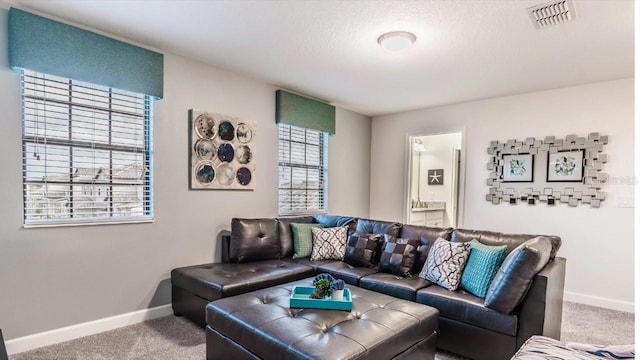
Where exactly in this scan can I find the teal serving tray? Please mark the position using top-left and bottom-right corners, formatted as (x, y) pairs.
(290, 286), (353, 311)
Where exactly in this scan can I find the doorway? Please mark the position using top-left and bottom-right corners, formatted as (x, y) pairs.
(405, 131), (464, 228)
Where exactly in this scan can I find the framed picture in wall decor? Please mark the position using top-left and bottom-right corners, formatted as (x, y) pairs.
(188, 109), (257, 190)
(547, 150), (584, 182)
(502, 154), (534, 182)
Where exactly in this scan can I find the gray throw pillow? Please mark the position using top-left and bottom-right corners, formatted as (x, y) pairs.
(484, 236), (553, 314)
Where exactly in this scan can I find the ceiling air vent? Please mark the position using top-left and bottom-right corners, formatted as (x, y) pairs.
(528, 0), (576, 29)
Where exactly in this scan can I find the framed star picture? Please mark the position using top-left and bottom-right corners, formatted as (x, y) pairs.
(427, 169), (444, 185)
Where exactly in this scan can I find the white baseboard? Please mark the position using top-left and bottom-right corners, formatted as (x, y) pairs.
(5, 304), (173, 355)
(564, 291), (635, 313)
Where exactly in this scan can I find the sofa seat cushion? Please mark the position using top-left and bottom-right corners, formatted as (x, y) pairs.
(359, 272), (433, 301)
(416, 285), (518, 336)
(316, 261), (378, 286)
(284, 257), (336, 270)
(171, 260), (314, 301)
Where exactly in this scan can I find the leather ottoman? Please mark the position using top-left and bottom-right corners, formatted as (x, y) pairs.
(205, 278), (439, 360)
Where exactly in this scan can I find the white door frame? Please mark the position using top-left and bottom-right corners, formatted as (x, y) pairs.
(402, 129), (467, 228)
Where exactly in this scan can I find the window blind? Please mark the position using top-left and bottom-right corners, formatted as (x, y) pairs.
(278, 124), (328, 214)
(22, 70), (153, 226)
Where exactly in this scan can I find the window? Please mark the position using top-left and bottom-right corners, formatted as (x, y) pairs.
(278, 124), (328, 214)
(22, 70), (153, 226)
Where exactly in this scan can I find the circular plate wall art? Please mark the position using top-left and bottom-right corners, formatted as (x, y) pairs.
(194, 139), (217, 161)
(194, 161), (215, 185)
(236, 167), (252, 186)
(189, 109), (256, 190)
(194, 113), (216, 139)
(236, 123), (254, 143)
(218, 121), (235, 141)
(217, 163), (235, 186)
(217, 143), (235, 163)
(236, 145), (252, 164)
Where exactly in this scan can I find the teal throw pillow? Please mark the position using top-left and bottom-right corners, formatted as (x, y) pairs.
(291, 223), (324, 259)
(460, 240), (507, 298)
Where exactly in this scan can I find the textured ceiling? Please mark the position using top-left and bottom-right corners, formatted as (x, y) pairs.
(8, 0), (634, 117)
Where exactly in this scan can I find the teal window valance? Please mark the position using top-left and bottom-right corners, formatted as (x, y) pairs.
(275, 90), (335, 134)
(8, 8), (164, 99)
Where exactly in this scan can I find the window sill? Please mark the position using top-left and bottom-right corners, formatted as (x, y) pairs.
(23, 217), (154, 229)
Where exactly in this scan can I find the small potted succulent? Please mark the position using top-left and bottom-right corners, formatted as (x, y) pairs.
(330, 279), (345, 301)
(310, 273), (334, 299)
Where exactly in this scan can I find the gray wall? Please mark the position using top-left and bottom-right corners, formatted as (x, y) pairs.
(0, 8), (371, 339)
(370, 78), (634, 311)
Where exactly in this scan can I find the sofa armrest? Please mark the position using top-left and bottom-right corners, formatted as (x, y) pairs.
(516, 257), (566, 348)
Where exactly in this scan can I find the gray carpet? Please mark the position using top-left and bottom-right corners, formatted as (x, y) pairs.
(9, 302), (634, 360)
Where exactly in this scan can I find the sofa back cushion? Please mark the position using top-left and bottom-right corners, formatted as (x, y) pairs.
(484, 236), (553, 314)
(230, 218), (280, 263)
(355, 219), (402, 238)
(277, 216), (315, 258)
(313, 215), (357, 234)
(452, 229), (561, 258)
(399, 224), (454, 274)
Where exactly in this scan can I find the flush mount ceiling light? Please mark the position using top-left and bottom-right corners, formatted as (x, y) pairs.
(377, 31), (416, 52)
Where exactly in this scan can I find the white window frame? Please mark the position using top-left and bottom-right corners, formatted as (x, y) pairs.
(21, 70), (153, 227)
(278, 123), (328, 215)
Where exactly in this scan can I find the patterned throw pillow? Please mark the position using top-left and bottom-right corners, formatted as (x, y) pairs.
(460, 240), (507, 298)
(290, 223), (324, 259)
(311, 226), (348, 261)
(378, 235), (419, 277)
(419, 238), (471, 290)
(343, 234), (381, 267)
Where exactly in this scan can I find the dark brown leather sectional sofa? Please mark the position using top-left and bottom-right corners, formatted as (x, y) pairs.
(171, 215), (566, 360)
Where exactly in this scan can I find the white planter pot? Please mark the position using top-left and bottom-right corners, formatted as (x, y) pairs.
(332, 289), (344, 301)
